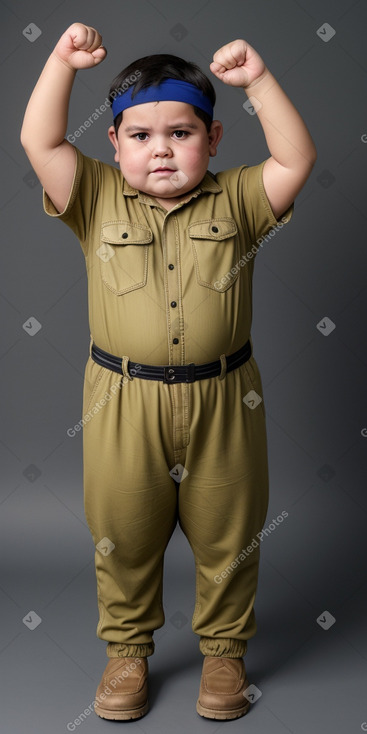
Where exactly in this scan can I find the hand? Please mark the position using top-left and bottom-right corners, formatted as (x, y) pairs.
(53, 22), (107, 70)
(210, 39), (266, 89)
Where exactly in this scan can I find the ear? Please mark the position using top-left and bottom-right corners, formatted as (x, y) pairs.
(208, 120), (223, 157)
(108, 125), (120, 162)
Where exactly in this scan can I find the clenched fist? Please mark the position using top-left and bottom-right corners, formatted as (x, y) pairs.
(210, 39), (266, 88)
(53, 22), (107, 70)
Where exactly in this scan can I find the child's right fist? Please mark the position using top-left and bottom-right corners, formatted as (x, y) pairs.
(53, 22), (107, 70)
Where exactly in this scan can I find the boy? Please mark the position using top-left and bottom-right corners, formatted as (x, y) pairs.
(20, 22), (316, 722)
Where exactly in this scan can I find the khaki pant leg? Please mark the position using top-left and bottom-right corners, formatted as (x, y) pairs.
(178, 355), (269, 658)
(82, 357), (178, 658)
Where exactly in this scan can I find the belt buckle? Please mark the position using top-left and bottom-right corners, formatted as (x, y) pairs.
(163, 366), (176, 383)
(163, 363), (195, 384)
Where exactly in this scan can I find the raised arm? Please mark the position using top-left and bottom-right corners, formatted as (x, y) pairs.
(210, 39), (317, 220)
(20, 22), (106, 214)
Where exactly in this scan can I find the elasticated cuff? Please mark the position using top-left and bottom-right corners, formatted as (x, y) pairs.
(106, 641), (155, 658)
(199, 636), (247, 658)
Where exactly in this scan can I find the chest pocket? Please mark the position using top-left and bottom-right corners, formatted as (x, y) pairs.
(98, 221), (153, 295)
(188, 217), (239, 292)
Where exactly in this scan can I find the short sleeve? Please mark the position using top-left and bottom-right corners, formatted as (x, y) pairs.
(238, 159), (294, 246)
(42, 145), (103, 255)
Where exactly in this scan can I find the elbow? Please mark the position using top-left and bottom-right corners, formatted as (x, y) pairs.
(20, 126), (29, 150)
(20, 120), (35, 151)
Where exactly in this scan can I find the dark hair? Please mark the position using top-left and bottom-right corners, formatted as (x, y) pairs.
(108, 54), (216, 134)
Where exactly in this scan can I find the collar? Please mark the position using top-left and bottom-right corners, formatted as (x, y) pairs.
(121, 170), (222, 205)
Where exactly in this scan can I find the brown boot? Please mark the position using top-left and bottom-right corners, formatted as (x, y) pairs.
(94, 657), (148, 720)
(196, 656), (251, 720)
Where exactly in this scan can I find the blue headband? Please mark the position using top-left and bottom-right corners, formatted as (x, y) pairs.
(111, 78), (214, 121)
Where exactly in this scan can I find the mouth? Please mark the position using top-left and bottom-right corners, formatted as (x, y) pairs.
(152, 167), (176, 173)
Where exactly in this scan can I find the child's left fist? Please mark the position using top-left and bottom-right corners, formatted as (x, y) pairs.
(210, 39), (266, 88)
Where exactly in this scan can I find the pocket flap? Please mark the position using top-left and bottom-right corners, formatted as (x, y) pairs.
(188, 218), (238, 240)
(101, 221), (153, 245)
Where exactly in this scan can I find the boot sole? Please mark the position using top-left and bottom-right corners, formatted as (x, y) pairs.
(196, 698), (250, 720)
(94, 700), (149, 720)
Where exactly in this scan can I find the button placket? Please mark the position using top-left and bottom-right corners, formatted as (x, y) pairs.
(163, 214), (182, 361)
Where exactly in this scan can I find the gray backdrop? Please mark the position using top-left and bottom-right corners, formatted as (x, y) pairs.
(1, 0), (367, 732)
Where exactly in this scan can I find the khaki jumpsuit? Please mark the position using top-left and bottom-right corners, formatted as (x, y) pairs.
(43, 145), (293, 659)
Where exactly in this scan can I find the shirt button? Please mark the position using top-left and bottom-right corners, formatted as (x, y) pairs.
(173, 338), (179, 344)
(211, 225), (219, 233)
(171, 301), (177, 308)
(168, 264), (174, 269)
(121, 232), (129, 239)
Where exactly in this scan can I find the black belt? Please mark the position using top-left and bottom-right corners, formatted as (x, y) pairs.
(91, 340), (252, 383)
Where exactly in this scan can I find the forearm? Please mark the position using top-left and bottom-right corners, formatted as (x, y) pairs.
(243, 68), (317, 170)
(20, 52), (76, 151)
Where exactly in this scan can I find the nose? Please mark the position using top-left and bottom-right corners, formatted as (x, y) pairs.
(151, 135), (172, 158)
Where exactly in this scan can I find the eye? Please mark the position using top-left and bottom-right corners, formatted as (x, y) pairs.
(173, 130), (188, 139)
(133, 132), (149, 141)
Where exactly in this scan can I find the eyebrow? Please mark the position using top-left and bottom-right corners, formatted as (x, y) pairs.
(123, 122), (199, 132)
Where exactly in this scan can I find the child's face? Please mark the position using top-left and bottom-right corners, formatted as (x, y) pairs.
(108, 100), (223, 206)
